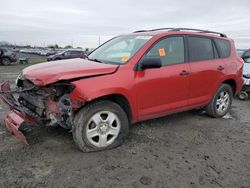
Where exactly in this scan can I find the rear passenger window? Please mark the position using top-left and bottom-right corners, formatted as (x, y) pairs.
(188, 37), (214, 61)
(145, 37), (184, 66)
(215, 39), (231, 58)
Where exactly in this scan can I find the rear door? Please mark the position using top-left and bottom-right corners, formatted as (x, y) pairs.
(187, 36), (225, 106)
(135, 36), (190, 120)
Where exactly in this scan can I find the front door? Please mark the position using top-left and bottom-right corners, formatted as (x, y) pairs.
(135, 36), (190, 120)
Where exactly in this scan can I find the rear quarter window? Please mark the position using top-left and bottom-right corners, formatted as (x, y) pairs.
(214, 39), (231, 58)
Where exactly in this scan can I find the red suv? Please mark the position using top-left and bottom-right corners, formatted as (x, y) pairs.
(0, 28), (243, 152)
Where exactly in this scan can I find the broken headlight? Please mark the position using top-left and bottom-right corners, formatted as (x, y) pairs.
(15, 73), (24, 88)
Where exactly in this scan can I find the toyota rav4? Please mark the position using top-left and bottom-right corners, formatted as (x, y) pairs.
(0, 28), (244, 152)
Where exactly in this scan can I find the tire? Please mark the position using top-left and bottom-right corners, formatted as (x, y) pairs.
(1, 57), (11, 65)
(238, 91), (248, 100)
(72, 100), (129, 152)
(206, 84), (233, 118)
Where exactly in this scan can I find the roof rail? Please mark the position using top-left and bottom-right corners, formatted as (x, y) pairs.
(133, 27), (227, 38)
(133, 28), (174, 33)
(169, 28), (227, 38)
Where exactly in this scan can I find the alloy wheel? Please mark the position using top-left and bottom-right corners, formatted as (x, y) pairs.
(86, 111), (121, 148)
(216, 91), (230, 114)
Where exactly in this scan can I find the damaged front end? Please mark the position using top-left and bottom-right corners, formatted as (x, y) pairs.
(0, 76), (79, 144)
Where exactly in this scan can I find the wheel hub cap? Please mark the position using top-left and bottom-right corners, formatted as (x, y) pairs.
(86, 111), (121, 148)
(99, 123), (109, 133)
(216, 91), (230, 114)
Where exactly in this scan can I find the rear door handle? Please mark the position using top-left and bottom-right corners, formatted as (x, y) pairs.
(180, 70), (190, 76)
(217, 65), (225, 71)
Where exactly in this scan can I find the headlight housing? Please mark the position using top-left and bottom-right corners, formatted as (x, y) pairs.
(15, 73), (24, 87)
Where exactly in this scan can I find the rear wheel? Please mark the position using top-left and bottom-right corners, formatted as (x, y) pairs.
(73, 100), (129, 152)
(1, 57), (11, 65)
(206, 84), (233, 118)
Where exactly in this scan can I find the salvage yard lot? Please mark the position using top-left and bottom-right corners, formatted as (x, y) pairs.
(0, 64), (250, 188)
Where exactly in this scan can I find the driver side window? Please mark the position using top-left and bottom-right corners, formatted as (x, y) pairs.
(64, 51), (71, 56)
(145, 37), (184, 66)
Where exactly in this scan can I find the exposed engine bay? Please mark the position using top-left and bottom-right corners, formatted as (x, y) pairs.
(0, 59), (119, 145)
(16, 76), (76, 129)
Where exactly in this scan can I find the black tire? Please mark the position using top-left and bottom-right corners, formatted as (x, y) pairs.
(206, 84), (233, 118)
(1, 57), (11, 65)
(72, 100), (129, 152)
(238, 91), (248, 100)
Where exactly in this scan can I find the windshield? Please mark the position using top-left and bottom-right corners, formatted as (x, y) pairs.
(88, 35), (152, 64)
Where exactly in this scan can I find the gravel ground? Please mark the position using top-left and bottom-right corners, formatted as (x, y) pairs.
(0, 64), (250, 188)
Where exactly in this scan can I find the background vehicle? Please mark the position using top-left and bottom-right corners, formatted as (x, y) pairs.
(238, 49), (250, 99)
(0, 28), (243, 152)
(47, 50), (87, 61)
(0, 48), (17, 65)
(237, 49), (246, 57)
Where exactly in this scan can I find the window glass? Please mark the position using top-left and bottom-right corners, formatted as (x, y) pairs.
(64, 51), (71, 56)
(145, 37), (184, 66)
(88, 35), (152, 64)
(188, 37), (214, 61)
(215, 39), (231, 58)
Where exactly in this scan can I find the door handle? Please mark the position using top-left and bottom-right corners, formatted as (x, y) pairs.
(217, 65), (225, 71)
(180, 70), (190, 76)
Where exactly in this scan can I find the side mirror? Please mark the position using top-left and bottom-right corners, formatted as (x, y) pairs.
(139, 57), (162, 70)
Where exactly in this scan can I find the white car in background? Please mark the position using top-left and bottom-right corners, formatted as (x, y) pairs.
(238, 49), (250, 100)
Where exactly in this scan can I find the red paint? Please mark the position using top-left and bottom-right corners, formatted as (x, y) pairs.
(22, 59), (118, 86)
(1, 31), (244, 127)
(4, 112), (28, 145)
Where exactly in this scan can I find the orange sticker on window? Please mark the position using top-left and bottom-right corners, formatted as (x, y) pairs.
(121, 56), (130, 62)
(158, 48), (166, 57)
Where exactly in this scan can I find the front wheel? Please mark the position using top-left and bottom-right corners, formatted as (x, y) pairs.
(73, 100), (129, 152)
(206, 84), (233, 118)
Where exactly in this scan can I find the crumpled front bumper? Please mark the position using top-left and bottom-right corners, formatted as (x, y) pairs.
(0, 81), (39, 144)
(4, 112), (28, 144)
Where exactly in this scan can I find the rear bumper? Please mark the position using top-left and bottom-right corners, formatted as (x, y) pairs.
(0, 82), (40, 144)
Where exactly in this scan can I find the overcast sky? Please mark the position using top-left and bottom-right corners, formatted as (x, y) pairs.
(1, 0), (250, 48)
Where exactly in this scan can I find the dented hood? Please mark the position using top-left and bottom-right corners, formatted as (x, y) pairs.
(22, 58), (119, 86)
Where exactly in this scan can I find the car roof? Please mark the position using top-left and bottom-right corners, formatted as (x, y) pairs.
(131, 28), (229, 40)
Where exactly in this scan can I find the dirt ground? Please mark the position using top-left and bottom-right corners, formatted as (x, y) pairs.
(0, 64), (249, 188)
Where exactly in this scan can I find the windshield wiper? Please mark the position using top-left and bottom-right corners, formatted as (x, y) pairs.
(88, 58), (104, 63)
